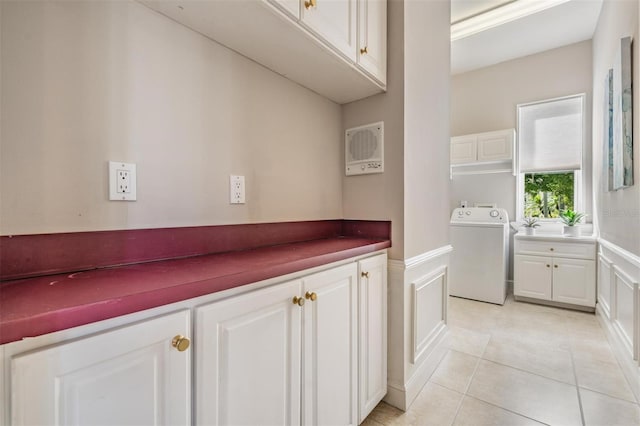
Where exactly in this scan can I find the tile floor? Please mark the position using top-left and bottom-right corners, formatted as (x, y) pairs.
(363, 295), (640, 426)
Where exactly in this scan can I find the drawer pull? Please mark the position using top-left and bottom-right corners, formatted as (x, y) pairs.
(305, 291), (317, 301)
(361, 271), (370, 278)
(550, 248), (554, 251)
(554, 264), (558, 268)
(292, 296), (305, 306)
(304, 0), (316, 9)
(546, 264), (550, 268)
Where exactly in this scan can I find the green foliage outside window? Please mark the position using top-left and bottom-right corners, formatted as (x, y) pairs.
(524, 172), (574, 218)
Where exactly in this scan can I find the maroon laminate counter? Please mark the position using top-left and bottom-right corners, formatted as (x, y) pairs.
(0, 220), (390, 345)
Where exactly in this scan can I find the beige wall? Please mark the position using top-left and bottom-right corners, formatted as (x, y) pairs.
(343, 0), (451, 261)
(342, 0), (405, 260)
(0, 0), (343, 235)
(450, 40), (593, 222)
(403, 0), (451, 259)
(592, 0), (640, 256)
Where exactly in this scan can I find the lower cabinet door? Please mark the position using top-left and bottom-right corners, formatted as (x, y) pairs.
(11, 310), (191, 426)
(302, 263), (358, 426)
(196, 279), (303, 426)
(358, 253), (388, 423)
(552, 258), (596, 307)
(514, 254), (553, 300)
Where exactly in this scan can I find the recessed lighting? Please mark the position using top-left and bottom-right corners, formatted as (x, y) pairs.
(451, 0), (571, 41)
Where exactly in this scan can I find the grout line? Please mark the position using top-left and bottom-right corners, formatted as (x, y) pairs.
(568, 344), (587, 426)
(477, 357), (576, 388)
(462, 395), (552, 426)
(449, 333), (489, 425)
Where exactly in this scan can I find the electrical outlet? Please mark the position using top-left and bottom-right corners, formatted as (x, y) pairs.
(229, 175), (245, 204)
(109, 161), (137, 201)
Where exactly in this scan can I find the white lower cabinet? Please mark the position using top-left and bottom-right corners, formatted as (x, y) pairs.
(197, 264), (359, 426)
(514, 237), (596, 308)
(10, 310), (191, 426)
(196, 279), (303, 426)
(4, 252), (387, 426)
(358, 253), (387, 423)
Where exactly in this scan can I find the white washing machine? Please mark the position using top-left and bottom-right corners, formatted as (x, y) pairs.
(449, 207), (509, 305)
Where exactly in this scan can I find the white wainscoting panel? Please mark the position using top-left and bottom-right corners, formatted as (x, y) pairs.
(597, 238), (640, 402)
(385, 245), (451, 411)
(613, 266), (638, 359)
(411, 266), (447, 364)
(598, 254), (613, 319)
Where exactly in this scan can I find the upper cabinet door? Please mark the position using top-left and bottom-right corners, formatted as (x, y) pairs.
(357, 0), (387, 83)
(476, 129), (514, 162)
(11, 311), (191, 426)
(301, 0), (357, 61)
(450, 135), (478, 164)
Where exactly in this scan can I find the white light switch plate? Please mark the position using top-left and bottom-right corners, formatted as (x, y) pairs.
(109, 161), (137, 201)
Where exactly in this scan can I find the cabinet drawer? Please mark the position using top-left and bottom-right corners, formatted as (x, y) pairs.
(515, 239), (595, 260)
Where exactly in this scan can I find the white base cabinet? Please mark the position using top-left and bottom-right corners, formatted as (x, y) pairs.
(196, 279), (303, 426)
(514, 236), (596, 308)
(358, 253), (387, 423)
(3, 251), (387, 426)
(11, 310), (191, 426)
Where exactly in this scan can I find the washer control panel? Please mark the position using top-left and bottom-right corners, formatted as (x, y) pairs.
(451, 207), (508, 223)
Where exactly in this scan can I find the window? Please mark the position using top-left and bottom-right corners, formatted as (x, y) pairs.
(517, 94), (584, 219)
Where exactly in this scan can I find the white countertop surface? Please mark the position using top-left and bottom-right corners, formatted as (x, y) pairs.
(514, 232), (597, 243)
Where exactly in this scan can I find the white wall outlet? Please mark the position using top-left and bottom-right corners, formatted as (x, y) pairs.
(229, 175), (245, 204)
(109, 161), (137, 201)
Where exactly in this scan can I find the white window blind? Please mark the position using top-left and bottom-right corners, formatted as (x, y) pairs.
(518, 96), (583, 173)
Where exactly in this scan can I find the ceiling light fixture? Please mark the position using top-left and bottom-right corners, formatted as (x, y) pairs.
(451, 0), (571, 41)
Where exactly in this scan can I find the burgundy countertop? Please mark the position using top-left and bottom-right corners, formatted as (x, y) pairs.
(0, 236), (389, 345)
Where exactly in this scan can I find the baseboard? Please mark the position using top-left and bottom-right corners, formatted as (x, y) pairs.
(384, 325), (449, 411)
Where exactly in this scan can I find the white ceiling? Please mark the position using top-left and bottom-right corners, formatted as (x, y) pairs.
(451, 0), (603, 75)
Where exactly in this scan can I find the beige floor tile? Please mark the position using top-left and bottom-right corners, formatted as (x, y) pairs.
(429, 350), (480, 393)
(581, 389), (640, 426)
(574, 356), (636, 402)
(570, 336), (618, 365)
(453, 396), (545, 426)
(364, 401), (404, 425)
(482, 333), (575, 384)
(401, 382), (464, 426)
(445, 326), (490, 357)
(467, 360), (582, 426)
(366, 383), (463, 426)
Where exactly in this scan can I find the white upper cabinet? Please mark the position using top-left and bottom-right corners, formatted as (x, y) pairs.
(301, 0), (357, 61)
(270, 0), (301, 18)
(142, 0), (386, 104)
(477, 130), (514, 162)
(450, 129), (515, 165)
(357, 0), (387, 83)
(450, 135), (478, 165)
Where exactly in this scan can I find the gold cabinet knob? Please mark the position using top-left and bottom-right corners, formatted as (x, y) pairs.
(305, 291), (317, 301)
(292, 296), (305, 306)
(172, 335), (190, 352)
(361, 271), (370, 278)
(546, 264), (550, 268)
(550, 248), (554, 251)
(554, 264), (558, 268)
(304, 0), (316, 9)
(360, 46), (368, 55)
